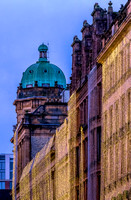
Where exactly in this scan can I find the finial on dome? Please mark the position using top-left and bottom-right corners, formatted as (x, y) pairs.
(108, 1), (112, 7)
(108, 1), (113, 13)
(38, 43), (48, 62)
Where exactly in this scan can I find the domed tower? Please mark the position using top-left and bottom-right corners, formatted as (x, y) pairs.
(14, 43), (66, 124)
(12, 44), (68, 197)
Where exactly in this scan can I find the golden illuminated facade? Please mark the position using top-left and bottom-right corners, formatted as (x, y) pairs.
(11, 1), (131, 200)
(18, 91), (86, 200)
(97, 1), (131, 199)
(19, 118), (70, 200)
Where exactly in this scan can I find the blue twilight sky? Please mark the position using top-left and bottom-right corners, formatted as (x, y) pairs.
(0, 0), (126, 153)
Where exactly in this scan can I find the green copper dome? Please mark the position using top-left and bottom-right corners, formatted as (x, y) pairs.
(21, 44), (66, 89)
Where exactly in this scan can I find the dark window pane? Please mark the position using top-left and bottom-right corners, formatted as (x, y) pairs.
(0, 172), (5, 180)
(97, 127), (101, 162)
(10, 172), (13, 179)
(0, 162), (5, 170)
(0, 182), (5, 189)
(2, 172), (5, 179)
(76, 146), (80, 177)
(10, 182), (12, 189)
(10, 162), (13, 170)
(0, 156), (5, 160)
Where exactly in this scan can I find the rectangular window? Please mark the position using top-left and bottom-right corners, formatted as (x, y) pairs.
(10, 181), (12, 189)
(0, 172), (5, 180)
(77, 107), (80, 131)
(97, 127), (101, 162)
(0, 182), (5, 189)
(84, 100), (86, 125)
(83, 139), (88, 171)
(115, 102), (119, 133)
(76, 146), (80, 178)
(128, 91), (130, 129)
(121, 50), (124, 77)
(97, 175), (101, 200)
(104, 112), (107, 141)
(115, 144), (118, 181)
(76, 186), (79, 200)
(84, 180), (87, 200)
(0, 156), (5, 170)
(121, 95), (125, 128)
(109, 107), (113, 136)
(10, 172), (13, 180)
(0, 162), (5, 170)
(80, 103), (84, 125)
(98, 83), (102, 116)
(0, 156), (5, 160)
(10, 161), (13, 171)
(127, 43), (130, 70)
(121, 141), (125, 175)
(10, 158), (13, 180)
(0, 156), (5, 181)
(115, 56), (118, 82)
(110, 63), (113, 88)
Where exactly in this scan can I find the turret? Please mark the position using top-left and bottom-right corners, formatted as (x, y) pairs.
(107, 1), (113, 29)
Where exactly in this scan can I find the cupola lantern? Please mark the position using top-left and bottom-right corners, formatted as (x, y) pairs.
(38, 43), (48, 62)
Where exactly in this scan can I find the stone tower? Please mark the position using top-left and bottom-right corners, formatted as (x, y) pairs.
(11, 44), (68, 199)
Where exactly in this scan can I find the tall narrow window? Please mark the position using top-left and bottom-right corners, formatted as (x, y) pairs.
(84, 180), (87, 200)
(104, 112), (107, 141)
(110, 146), (114, 181)
(127, 43), (130, 70)
(115, 55), (118, 83)
(80, 104), (83, 125)
(121, 141), (125, 175)
(128, 91), (130, 129)
(109, 107), (113, 137)
(121, 50), (124, 77)
(97, 175), (101, 200)
(0, 156), (5, 181)
(115, 102), (119, 133)
(84, 99), (87, 125)
(98, 83), (102, 117)
(110, 64), (112, 89)
(121, 95), (125, 128)
(83, 139), (88, 171)
(76, 186), (79, 200)
(115, 144), (118, 180)
(112, 61), (114, 86)
(97, 127), (101, 162)
(76, 146), (80, 178)
(86, 97), (88, 125)
(10, 158), (13, 180)
(77, 107), (80, 131)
